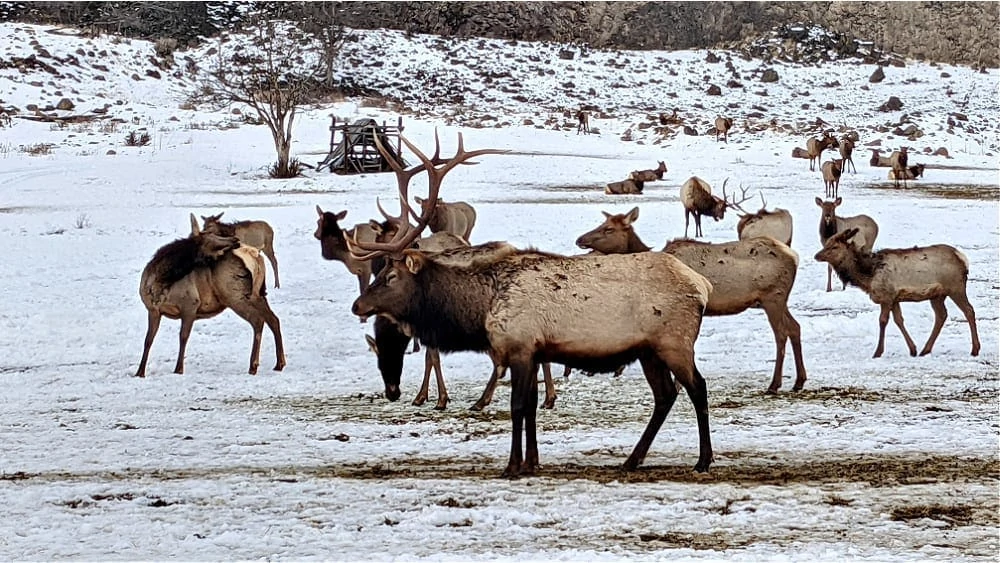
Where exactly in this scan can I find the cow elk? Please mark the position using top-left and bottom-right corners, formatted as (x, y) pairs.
(806, 131), (839, 171)
(200, 213), (280, 288)
(815, 228), (979, 358)
(134, 214), (285, 378)
(576, 110), (591, 135)
(890, 147), (910, 188)
(680, 177), (751, 238)
(839, 135), (857, 173)
(349, 132), (717, 477)
(412, 196), (477, 242)
(715, 116), (734, 143)
(821, 158), (844, 199)
(815, 197), (879, 292)
(576, 207), (807, 393)
(606, 178), (644, 195)
(869, 148), (892, 167)
(889, 163), (925, 182)
(630, 161), (668, 182)
(314, 207), (382, 294)
(734, 193), (793, 246)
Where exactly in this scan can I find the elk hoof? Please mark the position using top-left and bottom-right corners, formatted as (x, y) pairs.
(273, 362), (285, 372)
(919, 348), (932, 356)
(908, 349), (918, 357)
(693, 459), (712, 473)
(765, 386), (779, 395)
(433, 402), (447, 411)
(469, 402), (486, 412)
(501, 461), (522, 479)
(792, 383), (805, 392)
(412, 396), (427, 407)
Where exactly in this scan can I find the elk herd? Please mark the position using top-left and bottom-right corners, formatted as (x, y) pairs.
(132, 128), (980, 479)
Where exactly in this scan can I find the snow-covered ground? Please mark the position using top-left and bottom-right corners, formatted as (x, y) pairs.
(0, 23), (997, 561)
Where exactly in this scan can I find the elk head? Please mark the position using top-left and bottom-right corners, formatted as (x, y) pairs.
(815, 196), (843, 229)
(314, 207), (352, 261)
(576, 207), (640, 254)
(814, 226), (859, 264)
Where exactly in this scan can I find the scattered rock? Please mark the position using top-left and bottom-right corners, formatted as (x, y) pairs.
(55, 98), (75, 111)
(934, 147), (949, 157)
(760, 69), (779, 83)
(951, 112), (968, 121)
(878, 96), (904, 112)
(683, 125), (698, 136)
(557, 49), (574, 60)
(869, 66), (885, 83)
(106, 149), (116, 155)
(825, 103), (835, 110)
(940, 71), (951, 78)
(705, 51), (720, 63)
(706, 84), (722, 96)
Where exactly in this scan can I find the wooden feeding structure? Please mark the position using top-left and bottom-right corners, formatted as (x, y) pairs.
(316, 116), (407, 174)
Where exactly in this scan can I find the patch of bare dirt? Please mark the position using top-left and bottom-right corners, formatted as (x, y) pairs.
(865, 182), (999, 200)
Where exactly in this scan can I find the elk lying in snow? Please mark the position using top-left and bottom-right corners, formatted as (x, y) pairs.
(200, 213), (280, 288)
(734, 194), (793, 246)
(413, 196), (476, 242)
(314, 207), (381, 294)
(821, 158), (844, 199)
(606, 178), (644, 195)
(815, 228), (980, 358)
(576, 110), (590, 134)
(816, 197), (879, 292)
(135, 214), (285, 377)
(839, 135), (857, 173)
(630, 161), (668, 182)
(576, 207), (807, 393)
(350, 132), (716, 477)
(715, 116), (734, 143)
(888, 163), (925, 181)
(890, 147), (910, 188)
(869, 148), (892, 167)
(681, 177), (750, 238)
(806, 132), (839, 172)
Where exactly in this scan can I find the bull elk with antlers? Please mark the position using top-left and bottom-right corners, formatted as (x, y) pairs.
(134, 214), (285, 377)
(680, 177), (752, 238)
(349, 132), (716, 477)
(733, 193), (793, 246)
(576, 207), (807, 393)
(200, 213), (280, 288)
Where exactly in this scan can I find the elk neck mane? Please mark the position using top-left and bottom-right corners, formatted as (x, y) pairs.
(819, 220), (839, 240)
(149, 236), (229, 286)
(406, 259), (496, 353)
(834, 247), (884, 290)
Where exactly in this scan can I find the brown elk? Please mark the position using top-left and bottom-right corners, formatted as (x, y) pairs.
(314, 207), (381, 294)
(838, 135), (857, 173)
(576, 207), (807, 393)
(681, 177), (750, 238)
(821, 158), (844, 199)
(715, 116), (734, 143)
(888, 163), (925, 181)
(606, 178), (644, 195)
(349, 132), (716, 477)
(135, 214), (286, 378)
(411, 196), (476, 242)
(815, 197), (879, 292)
(734, 194), (793, 246)
(815, 228), (980, 358)
(630, 161), (668, 182)
(869, 148), (892, 167)
(890, 147), (910, 188)
(200, 213), (280, 288)
(806, 131), (839, 171)
(576, 110), (591, 135)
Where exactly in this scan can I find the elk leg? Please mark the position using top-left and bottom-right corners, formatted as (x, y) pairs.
(890, 303), (918, 356)
(695, 214), (703, 238)
(411, 340), (421, 354)
(472, 363), (505, 411)
(135, 310), (162, 378)
(430, 348), (448, 410)
(523, 362), (540, 474)
(826, 264), (834, 292)
(684, 210), (691, 238)
(263, 245), (280, 289)
(625, 352), (678, 471)
(174, 314), (196, 374)
(562, 364), (572, 378)
(231, 298), (284, 372)
(762, 302), (789, 393)
(503, 355), (536, 478)
(786, 311), (807, 391)
(247, 318), (264, 375)
(874, 303), (891, 358)
(662, 345), (712, 472)
(950, 291), (981, 356)
(413, 348), (433, 406)
(541, 362), (556, 409)
(919, 297), (948, 356)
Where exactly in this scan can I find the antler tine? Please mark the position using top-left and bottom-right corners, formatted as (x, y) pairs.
(758, 191), (768, 210)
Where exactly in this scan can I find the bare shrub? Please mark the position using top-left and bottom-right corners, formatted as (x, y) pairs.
(20, 143), (53, 155)
(124, 130), (151, 146)
(74, 213), (91, 229)
(268, 157), (304, 179)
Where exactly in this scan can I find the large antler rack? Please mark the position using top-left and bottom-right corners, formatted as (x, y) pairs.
(346, 130), (507, 261)
(722, 179), (756, 215)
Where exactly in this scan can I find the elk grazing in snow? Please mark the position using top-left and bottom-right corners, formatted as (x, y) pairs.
(349, 132), (716, 477)
(816, 197), (880, 292)
(733, 193), (794, 246)
(134, 214), (285, 378)
(890, 147), (910, 188)
(200, 213), (280, 288)
(715, 116), (734, 143)
(630, 161), (668, 182)
(680, 177), (751, 238)
(576, 207), (807, 393)
(821, 158), (844, 199)
(806, 131), (839, 171)
(839, 135), (857, 173)
(815, 228), (980, 358)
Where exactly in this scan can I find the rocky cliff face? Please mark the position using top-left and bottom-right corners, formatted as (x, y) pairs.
(339, 1), (999, 67)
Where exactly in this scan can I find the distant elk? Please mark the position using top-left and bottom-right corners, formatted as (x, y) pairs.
(838, 134), (858, 173)
(888, 163), (926, 182)
(576, 110), (591, 135)
(349, 132), (716, 477)
(889, 147), (910, 188)
(806, 131), (839, 171)
(815, 197), (879, 292)
(314, 207), (382, 293)
(134, 214), (285, 378)
(606, 178), (644, 195)
(821, 158), (844, 199)
(200, 213), (280, 288)
(413, 196), (477, 242)
(659, 108), (681, 125)
(576, 207), (807, 393)
(815, 228), (979, 358)
(733, 193), (793, 246)
(629, 161), (668, 182)
(714, 116), (734, 143)
(680, 177), (751, 238)
(868, 148), (892, 167)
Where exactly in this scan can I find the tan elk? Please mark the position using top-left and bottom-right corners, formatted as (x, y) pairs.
(715, 116), (734, 143)
(734, 193), (793, 246)
(576, 207), (807, 393)
(630, 161), (668, 182)
(889, 163), (925, 182)
(806, 131), (839, 171)
(412, 196), (476, 242)
(890, 147), (910, 188)
(815, 197), (879, 292)
(821, 158), (844, 199)
(349, 132), (716, 477)
(681, 177), (750, 238)
(134, 214), (285, 378)
(576, 110), (591, 134)
(314, 207), (381, 293)
(815, 228), (980, 358)
(200, 213), (280, 288)
(606, 178), (644, 195)
(869, 148), (892, 167)
(839, 135), (857, 173)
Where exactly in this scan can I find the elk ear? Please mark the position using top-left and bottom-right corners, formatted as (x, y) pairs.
(815, 197), (823, 207)
(414, 196), (425, 205)
(364, 334), (378, 355)
(601, 211), (612, 219)
(834, 197), (843, 207)
(335, 209), (348, 221)
(189, 213), (200, 236)
(368, 220), (383, 235)
(624, 206), (640, 225)
(315, 205), (324, 217)
(842, 227), (860, 242)
(403, 250), (426, 274)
